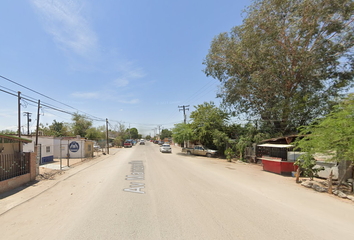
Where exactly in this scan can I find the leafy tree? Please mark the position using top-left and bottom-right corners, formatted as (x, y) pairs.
(71, 113), (93, 137)
(126, 127), (139, 139)
(145, 135), (151, 140)
(111, 122), (128, 146)
(172, 123), (194, 145)
(38, 123), (52, 136)
(212, 129), (230, 154)
(85, 126), (105, 141)
(0, 129), (17, 135)
(204, 0), (354, 135)
(48, 120), (71, 137)
(225, 148), (235, 162)
(160, 129), (173, 140)
(295, 94), (354, 186)
(190, 102), (229, 148)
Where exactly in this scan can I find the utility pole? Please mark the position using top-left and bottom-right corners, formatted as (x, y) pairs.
(178, 105), (189, 124)
(106, 118), (109, 154)
(35, 100), (40, 146)
(178, 105), (189, 148)
(129, 124), (131, 139)
(158, 125), (161, 135)
(23, 112), (32, 135)
(18, 92), (21, 138)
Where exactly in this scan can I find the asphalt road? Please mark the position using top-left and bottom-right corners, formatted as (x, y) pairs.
(1, 142), (353, 240)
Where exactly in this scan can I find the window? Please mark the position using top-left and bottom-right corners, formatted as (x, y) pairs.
(88, 144), (92, 151)
(46, 146), (51, 153)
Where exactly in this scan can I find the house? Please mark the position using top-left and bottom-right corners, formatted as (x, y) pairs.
(23, 136), (94, 163)
(0, 134), (37, 194)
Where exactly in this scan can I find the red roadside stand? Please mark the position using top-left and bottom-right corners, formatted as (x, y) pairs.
(257, 144), (301, 175)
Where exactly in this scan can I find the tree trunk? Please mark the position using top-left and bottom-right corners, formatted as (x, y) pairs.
(328, 170), (333, 194)
(295, 167), (300, 183)
(335, 163), (354, 191)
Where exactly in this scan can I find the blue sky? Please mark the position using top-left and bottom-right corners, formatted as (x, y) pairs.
(0, 0), (251, 136)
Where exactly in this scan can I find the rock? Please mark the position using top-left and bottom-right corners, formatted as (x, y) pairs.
(347, 195), (354, 202)
(334, 190), (347, 198)
(312, 184), (327, 192)
(301, 181), (313, 188)
(347, 178), (354, 183)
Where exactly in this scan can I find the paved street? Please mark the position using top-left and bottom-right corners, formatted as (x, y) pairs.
(1, 142), (353, 240)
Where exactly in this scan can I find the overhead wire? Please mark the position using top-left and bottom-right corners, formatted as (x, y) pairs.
(0, 75), (105, 122)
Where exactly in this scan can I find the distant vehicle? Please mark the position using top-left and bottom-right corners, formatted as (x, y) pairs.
(158, 141), (163, 145)
(160, 144), (172, 153)
(182, 145), (218, 157)
(124, 140), (133, 148)
(154, 140), (159, 144)
(93, 143), (101, 151)
(140, 139), (145, 145)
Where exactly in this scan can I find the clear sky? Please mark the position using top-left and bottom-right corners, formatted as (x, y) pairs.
(0, 0), (251, 136)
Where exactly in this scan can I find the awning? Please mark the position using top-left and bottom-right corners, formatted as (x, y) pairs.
(257, 144), (293, 148)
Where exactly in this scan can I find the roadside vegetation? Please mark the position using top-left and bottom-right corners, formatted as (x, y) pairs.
(173, 0), (354, 165)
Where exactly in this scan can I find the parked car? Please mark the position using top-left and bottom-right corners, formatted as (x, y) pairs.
(160, 144), (172, 153)
(124, 140), (133, 148)
(154, 140), (159, 144)
(182, 145), (218, 157)
(158, 141), (163, 145)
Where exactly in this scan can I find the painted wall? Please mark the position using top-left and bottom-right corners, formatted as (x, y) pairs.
(23, 136), (54, 164)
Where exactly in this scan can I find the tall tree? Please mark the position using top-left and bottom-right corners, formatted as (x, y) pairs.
(85, 126), (106, 141)
(204, 0), (354, 135)
(190, 102), (229, 148)
(126, 127), (139, 139)
(172, 123), (194, 145)
(71, 113), (93, 137)
(49, 120), (71, 137)
(160, 129), (173, 140)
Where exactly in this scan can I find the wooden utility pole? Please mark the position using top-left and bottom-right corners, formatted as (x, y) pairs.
(178, 105), (189, 124)
(18, 91), (21, 138)
(106, 118), (109, 154)
(36, 100), (40, 146)
(23, 112), (32, 135)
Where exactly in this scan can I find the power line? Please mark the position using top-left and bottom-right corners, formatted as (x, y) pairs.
(0, 74), (104, 121)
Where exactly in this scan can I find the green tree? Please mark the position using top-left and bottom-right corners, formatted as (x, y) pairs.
(160, 129), (173, 140)
(71, 113), (93, 137)
(85, 126), (105, 141)
(204, 0), (354, 135)
(0, 130), (17, 134)
(49, 120), (71, 137)
(295, 94), (354, 186)
(190, 102), (229, 148)
(126, 127), (139, 139)
(212, 129), (230, 155)
(172, 123), (194, 145)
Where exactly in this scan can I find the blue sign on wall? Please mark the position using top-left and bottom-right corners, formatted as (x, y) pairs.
(69, 141), (80, 152)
